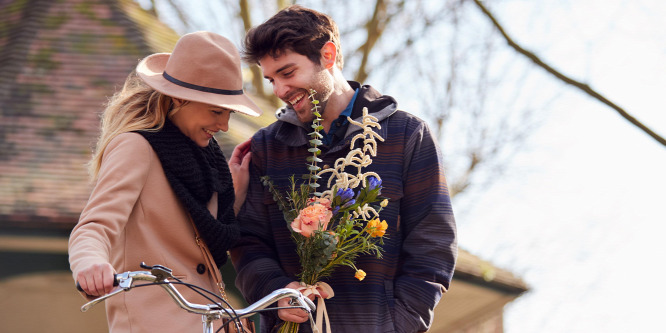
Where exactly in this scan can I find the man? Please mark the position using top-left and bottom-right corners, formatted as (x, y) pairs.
(230, 5), (457, 332)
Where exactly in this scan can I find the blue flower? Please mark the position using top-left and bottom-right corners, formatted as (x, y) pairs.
(341, 199), (356, 209)
(336, 188), (355, 202)
(367, 177), (382, 191)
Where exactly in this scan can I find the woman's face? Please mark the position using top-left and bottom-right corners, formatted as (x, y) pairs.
(170, 99), (233, 147)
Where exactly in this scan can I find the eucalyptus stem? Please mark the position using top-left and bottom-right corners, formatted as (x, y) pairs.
(306, 89), (324, 195)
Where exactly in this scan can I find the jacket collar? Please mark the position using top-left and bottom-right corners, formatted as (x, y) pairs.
(274, 82), (397, 150)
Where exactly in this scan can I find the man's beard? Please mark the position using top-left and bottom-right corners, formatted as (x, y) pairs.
(294, 69), (332, 124)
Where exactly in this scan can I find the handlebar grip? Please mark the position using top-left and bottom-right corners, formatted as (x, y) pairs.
(76, 274), (120, 292)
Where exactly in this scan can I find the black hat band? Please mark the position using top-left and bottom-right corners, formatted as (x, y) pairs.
(163, 71), (244, 95)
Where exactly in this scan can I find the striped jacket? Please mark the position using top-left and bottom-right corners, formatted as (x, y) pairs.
(230, 82), (457, 333)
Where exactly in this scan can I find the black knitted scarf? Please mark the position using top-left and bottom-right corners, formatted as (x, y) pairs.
(138, 119), (239, 267)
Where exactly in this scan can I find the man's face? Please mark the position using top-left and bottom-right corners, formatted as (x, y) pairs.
(260, 49), (333, 123)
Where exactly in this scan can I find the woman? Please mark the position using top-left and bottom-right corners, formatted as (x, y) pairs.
(68, 31), (262, 332)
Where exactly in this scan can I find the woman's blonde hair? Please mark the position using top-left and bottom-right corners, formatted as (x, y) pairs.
(88, 72), (175, 181)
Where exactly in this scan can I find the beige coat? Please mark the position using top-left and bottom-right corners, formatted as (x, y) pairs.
(69, 133), (227, 332)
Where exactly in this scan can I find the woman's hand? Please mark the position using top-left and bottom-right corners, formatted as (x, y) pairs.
(76, 262), (116, 296)
(229, 139), (252, 215)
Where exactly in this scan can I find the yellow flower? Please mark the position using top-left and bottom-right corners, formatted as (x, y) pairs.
(380, 199), (388, 207)
(355, 269), (366, 281)
(366, 219), (377, 236)
(366, 218), (388, 237)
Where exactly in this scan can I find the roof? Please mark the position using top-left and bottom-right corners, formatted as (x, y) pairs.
(0, 0), (277, 233)
(0, 0), (176, 230)
(456, 248), (528, 294)
(0, 1), (279, 233)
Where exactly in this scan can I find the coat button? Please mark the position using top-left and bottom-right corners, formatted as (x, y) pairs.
(197, 264), (206, 274)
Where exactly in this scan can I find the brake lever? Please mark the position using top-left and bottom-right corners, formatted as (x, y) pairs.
(289, 294), (317, 331)
(80, 271), (134, 312)
(80, 287), (125, 312)
(291, 294), (316, 312)
(288, 294), (316, 318)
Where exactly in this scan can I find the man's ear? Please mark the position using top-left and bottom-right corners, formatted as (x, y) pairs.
(320, 41), (336, 69)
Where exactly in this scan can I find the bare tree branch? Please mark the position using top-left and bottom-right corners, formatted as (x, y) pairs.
(277, 0), (291, 10)
(239, 0), (263, 95)
(164, 0), (191, 30)
(239, 0), (281, 108)
(354, 0), (406, 83)
(362, 2), (447, 80)
(407, 0), (543, 199)
(472, 0), (666, 147)
(148, 0), (158, 16)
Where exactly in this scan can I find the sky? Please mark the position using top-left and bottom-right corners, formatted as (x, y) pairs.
(450, 1), (666, 331)
(152, 0), (666, 331)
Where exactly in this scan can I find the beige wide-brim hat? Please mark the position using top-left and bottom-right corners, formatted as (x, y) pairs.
(136, 31), (262, 117)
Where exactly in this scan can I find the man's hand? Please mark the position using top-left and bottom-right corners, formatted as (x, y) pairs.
(278, 281), (330, 323)
(278, 282), (310, 323)
(229, 139), (252, 215)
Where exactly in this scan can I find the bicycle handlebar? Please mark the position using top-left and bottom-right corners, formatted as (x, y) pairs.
(76, 276), (119, 292)
(78, 264), (316, 321)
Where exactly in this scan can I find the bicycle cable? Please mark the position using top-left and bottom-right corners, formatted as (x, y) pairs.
(161, 279), (244, 332)
(129, 281), (244, 332)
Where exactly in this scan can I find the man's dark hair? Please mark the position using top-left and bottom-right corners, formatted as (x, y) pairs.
(242, 5), (343, 69)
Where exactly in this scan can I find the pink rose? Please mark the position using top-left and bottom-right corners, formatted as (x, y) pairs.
(291, 198), (332, 237)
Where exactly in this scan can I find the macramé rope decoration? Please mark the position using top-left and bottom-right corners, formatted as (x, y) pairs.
(318, 107), (385, 219)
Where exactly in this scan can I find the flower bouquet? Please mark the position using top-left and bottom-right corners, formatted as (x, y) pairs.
(261, 90), (389, 333)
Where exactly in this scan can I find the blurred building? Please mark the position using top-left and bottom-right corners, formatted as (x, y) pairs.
(0, 0), (527, 332)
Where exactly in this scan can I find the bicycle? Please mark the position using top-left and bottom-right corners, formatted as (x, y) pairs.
(78, 263), (316, 333)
